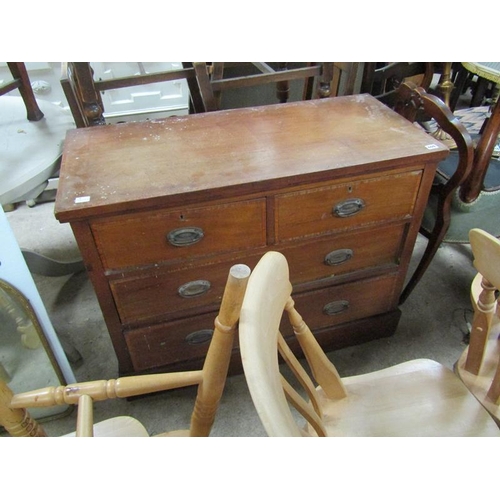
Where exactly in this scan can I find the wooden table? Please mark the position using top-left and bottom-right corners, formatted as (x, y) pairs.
(55, 95), (448, 376)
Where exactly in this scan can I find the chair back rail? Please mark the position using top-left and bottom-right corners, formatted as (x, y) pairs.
(2, 263), (250, 437)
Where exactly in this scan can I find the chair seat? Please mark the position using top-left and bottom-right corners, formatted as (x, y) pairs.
(314, 359), (500, 436)
(422, 188), (500, 243)
(437, 151), (500, 191)
(0, 96), (74, 205)
(63, 416), (149, 437)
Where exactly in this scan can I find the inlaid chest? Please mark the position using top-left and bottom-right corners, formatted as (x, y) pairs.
(55, 95), (448, 376)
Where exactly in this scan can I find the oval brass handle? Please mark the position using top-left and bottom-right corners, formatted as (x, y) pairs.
(324, 249), (354, 266)
(323, 300), (349, 316)
(333, 198), (365, 218)
(185, 329), (213, 345)
(178, 280), (211, 298)
(167, 227), (204, 247)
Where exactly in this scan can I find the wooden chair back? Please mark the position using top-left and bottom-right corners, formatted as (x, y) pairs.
(456, 228), (500, 423)
(191, 62), (335, 112)
(361, 62), (434, 107)
(60, 62), (205, 127)
(392, 81), (475, 302)
(240, 251), (343, 436)
(239, 251), (500, 436)
(0, 263), (250, 437)
(0, 62), (44, 121)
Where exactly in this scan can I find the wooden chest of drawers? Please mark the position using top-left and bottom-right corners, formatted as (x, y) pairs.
(55, 95), (448, 376)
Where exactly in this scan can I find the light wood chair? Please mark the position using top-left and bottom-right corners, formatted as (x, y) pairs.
(0, 263), (250, 437)
(455, 228), (500, 425)
(239, 251), (500, 436)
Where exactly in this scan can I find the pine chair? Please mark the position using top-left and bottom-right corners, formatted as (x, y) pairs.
(239, 251), (500, 437)
(455, 228), (500, 425)
(0, 263), (250, 437)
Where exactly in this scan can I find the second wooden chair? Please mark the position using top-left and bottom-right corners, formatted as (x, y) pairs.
(239, 251), (499, 436)
(0, 263), (250, 437)
(455, 228), (500, 425)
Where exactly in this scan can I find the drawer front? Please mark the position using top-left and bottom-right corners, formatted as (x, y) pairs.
(111, 254), (262, 327)
(91, 199), (267, 270)
(281, 273), (398, 335)
(282, 223), (405, 285)
(127, 273), (398, 372)
(275, 170), (422, 242)
(126, 312), (226, 372)
(112, 223), (405, 327)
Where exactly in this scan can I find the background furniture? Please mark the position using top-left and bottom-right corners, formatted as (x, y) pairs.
(0, 262), (250, 437)
(456, 228), (500, 425)
(239, 251), (500, 436)
(61, 62), (203, 127)
(0, 204), (75, 424)
(361, 62), (435, 106)
(54, 95), (447, 377)
(393, 82), (474, 302)
(0, 62), (74, 209)
(190, 62), (335, 112)
(452, 62), (500, 109)
(366, 67), (500, 301)
(417, 64), (500, 249)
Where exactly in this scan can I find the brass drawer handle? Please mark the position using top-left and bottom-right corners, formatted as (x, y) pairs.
(167, 227), (204, 247)
(324, 249), (354, 266)
(185, 329), (213, 345)
(178, 280), (211, 298)
(323, 300), (349, 316)
(333, 198), (365, 218)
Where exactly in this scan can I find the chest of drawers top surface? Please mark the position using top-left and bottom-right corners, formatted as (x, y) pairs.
(55, 94), (447, 221)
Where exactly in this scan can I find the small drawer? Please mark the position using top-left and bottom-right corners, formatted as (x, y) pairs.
(126, 312), (228, 372)
(281, 273), (398, 335)
(275, 170), (422, 242)
(282, 223), (405, 285)
(91, 199), (266, 270)
(111, 254), (262, 327)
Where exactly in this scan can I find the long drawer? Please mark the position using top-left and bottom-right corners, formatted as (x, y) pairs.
(281, 273), (399, 335)
(110, 223), (406, 327)
(275, 170), (422, 241)
(126, 311), (222, 372)
(125, 272), (399, 372)
(111, 254), (262, 327)
(91, 198), (267, 270)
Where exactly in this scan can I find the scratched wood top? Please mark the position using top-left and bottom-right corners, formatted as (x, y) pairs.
(55, 94), (448, 222)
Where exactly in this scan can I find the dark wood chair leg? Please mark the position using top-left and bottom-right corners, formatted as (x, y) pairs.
(7, 62), (44, 121)
(400, 210), (450, 304)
